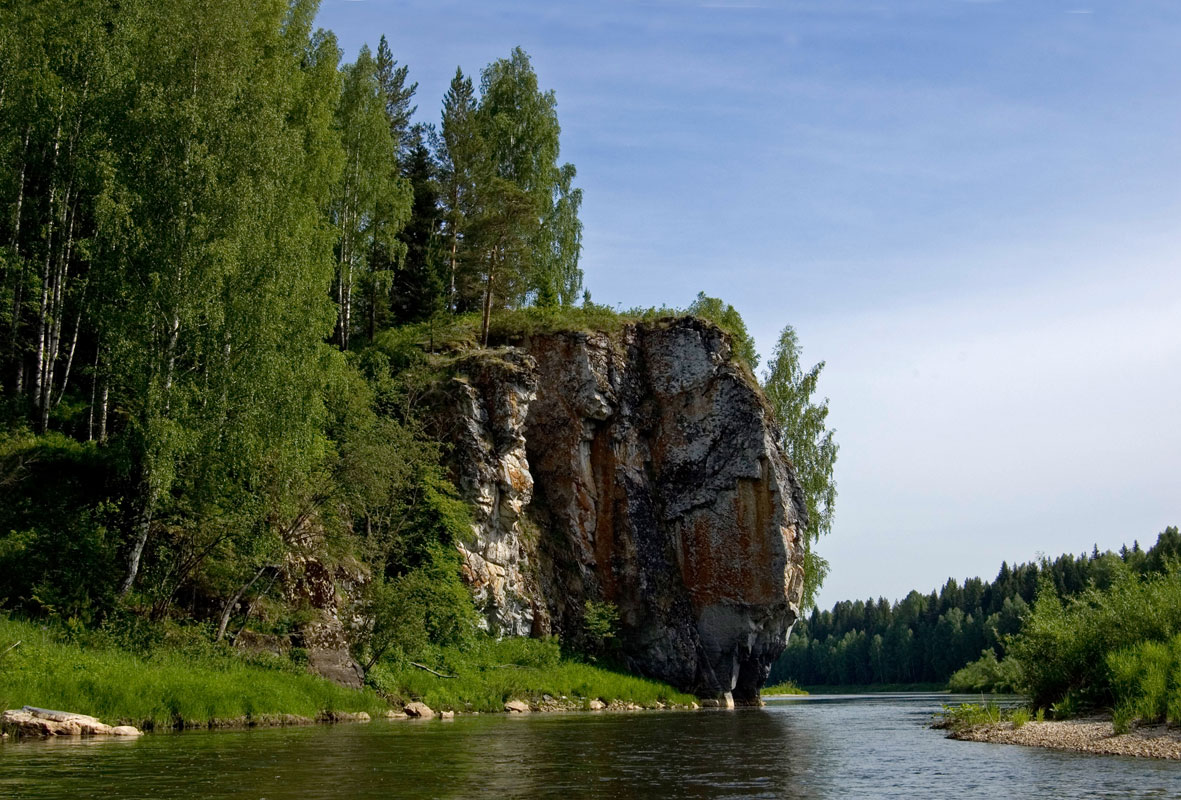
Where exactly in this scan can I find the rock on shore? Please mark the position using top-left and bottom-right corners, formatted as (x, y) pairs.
(949, 715), (1181, 760)
(1, 707), (142, 738)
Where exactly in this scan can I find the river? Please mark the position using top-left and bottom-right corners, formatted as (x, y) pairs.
(2, 693), (1178, 798)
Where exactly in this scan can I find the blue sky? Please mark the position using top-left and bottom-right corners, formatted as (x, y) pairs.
(317, 0), (1181, 608)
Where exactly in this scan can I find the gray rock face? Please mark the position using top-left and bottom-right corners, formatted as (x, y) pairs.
(440, 317), (806, 702)
(438, 351), (539, 636)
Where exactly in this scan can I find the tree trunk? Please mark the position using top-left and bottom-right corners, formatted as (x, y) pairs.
(215, 564), (272, 642)
(119, 493), (154, 597)
(98, 380), (108, 441)
(480, 252), (495, 347)
(53, 307), (82, 409)
(87, 342), (99, 441)
(33, 101), (64, 417)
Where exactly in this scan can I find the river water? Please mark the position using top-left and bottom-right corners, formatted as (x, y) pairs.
(2, 693), (1179, 798)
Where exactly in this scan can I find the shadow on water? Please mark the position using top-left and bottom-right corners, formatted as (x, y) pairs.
(3, 695), (1180, 799)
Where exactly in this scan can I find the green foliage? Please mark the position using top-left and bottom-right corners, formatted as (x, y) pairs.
(937, 701), (1004, 730)
(1010, 562), (1181, 711)
(947, 649), (1023, 694)
(761, 681), (808, 696)
(0, 615), (385, 730)
(581, 600), (621, 660)
(365, 634), (696, 713)
(0, 431), (122, 620)
(686, 292), (760, 371)
(773, 529), (1180, 690)
(1107, 633), (1181, 732)
(762, 324), (837, 610)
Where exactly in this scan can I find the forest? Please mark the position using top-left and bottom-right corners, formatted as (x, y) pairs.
(0, 0), (589, 626)
(0, 0), (839, 721)
(770, 526), (1181, 691)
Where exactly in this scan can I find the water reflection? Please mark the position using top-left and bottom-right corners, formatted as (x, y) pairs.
(2, 695), (1179, 799)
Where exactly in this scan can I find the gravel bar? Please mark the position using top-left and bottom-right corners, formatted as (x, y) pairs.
(948, 715), (1181, 760)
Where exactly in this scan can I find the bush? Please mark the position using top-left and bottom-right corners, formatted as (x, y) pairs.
(1008, 565), (1181, 710)
(947, 650), (1023, 693)
(0, 431), (124, 621)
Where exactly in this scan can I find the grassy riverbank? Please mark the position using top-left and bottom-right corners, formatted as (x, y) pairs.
(0, 616), (698, 729)
(0, 616), (388, 730)
(367, 636), (698, 712)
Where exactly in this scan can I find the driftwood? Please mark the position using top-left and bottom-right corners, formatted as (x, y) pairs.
(409, 662), (457, 679)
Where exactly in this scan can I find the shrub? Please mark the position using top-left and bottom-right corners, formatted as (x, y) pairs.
(1008, 566), (1181, 710)
(947, 649), (1023, 693)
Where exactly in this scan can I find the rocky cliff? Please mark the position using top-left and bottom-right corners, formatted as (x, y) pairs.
(439, 317), (807, 704)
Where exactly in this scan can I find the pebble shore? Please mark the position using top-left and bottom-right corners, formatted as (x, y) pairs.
(948, 715), (1181, 760)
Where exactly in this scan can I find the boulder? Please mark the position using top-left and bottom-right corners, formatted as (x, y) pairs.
(1, 707), (142, 738)
(504, 700), (531, 713)
(403, 702), (434, 719)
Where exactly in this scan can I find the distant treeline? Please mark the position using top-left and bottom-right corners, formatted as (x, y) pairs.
(769, 527), (1181, 687)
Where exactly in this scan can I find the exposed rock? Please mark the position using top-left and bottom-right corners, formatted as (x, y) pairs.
(588, 699), (606, 711)
(234, 630), (291, 658)
(404, 702), (434, 719)
(316, 710), (370, 723)
(1, 707), (142, 738)
(281, 524), (368, 689)
(441, 318), (806, 703)
(436, 351), (540, 636)
(504, 700), (531, 713)
(440, 710), (456, 720)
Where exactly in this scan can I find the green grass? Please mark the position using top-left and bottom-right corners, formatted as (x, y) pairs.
(0, 616), (388, 730)
(1108, 633), (1181, 733)
(761, 680), (808, 696)
(934, 701), (1041, 732)
(367, 636), (697, 712)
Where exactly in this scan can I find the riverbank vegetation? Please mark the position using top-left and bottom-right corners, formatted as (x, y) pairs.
(0, 615), (387, 729)
(760, 681), (808, 696)
(771, 527), (1181, 692)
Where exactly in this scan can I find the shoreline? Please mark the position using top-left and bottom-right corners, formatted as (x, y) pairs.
(1, 697), (704, 739)
(946, 714), (1181, 760)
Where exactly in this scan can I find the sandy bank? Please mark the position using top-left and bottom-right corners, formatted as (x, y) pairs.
(948, 715), (1181, 760)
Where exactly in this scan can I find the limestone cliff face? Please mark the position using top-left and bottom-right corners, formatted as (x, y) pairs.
(441, 317), (806, 703)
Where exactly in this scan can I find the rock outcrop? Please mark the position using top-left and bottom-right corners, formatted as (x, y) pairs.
(440, 317), (806, 703)
(281, 528), (368, 689)
(1, 707), (142, 737)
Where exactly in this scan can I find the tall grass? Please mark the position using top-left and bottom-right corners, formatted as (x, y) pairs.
(760, 681), (808, 696)
(1108, 633), (1181, 732)
(0, 616), (387, 730)
(367, 636), (697, 712)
